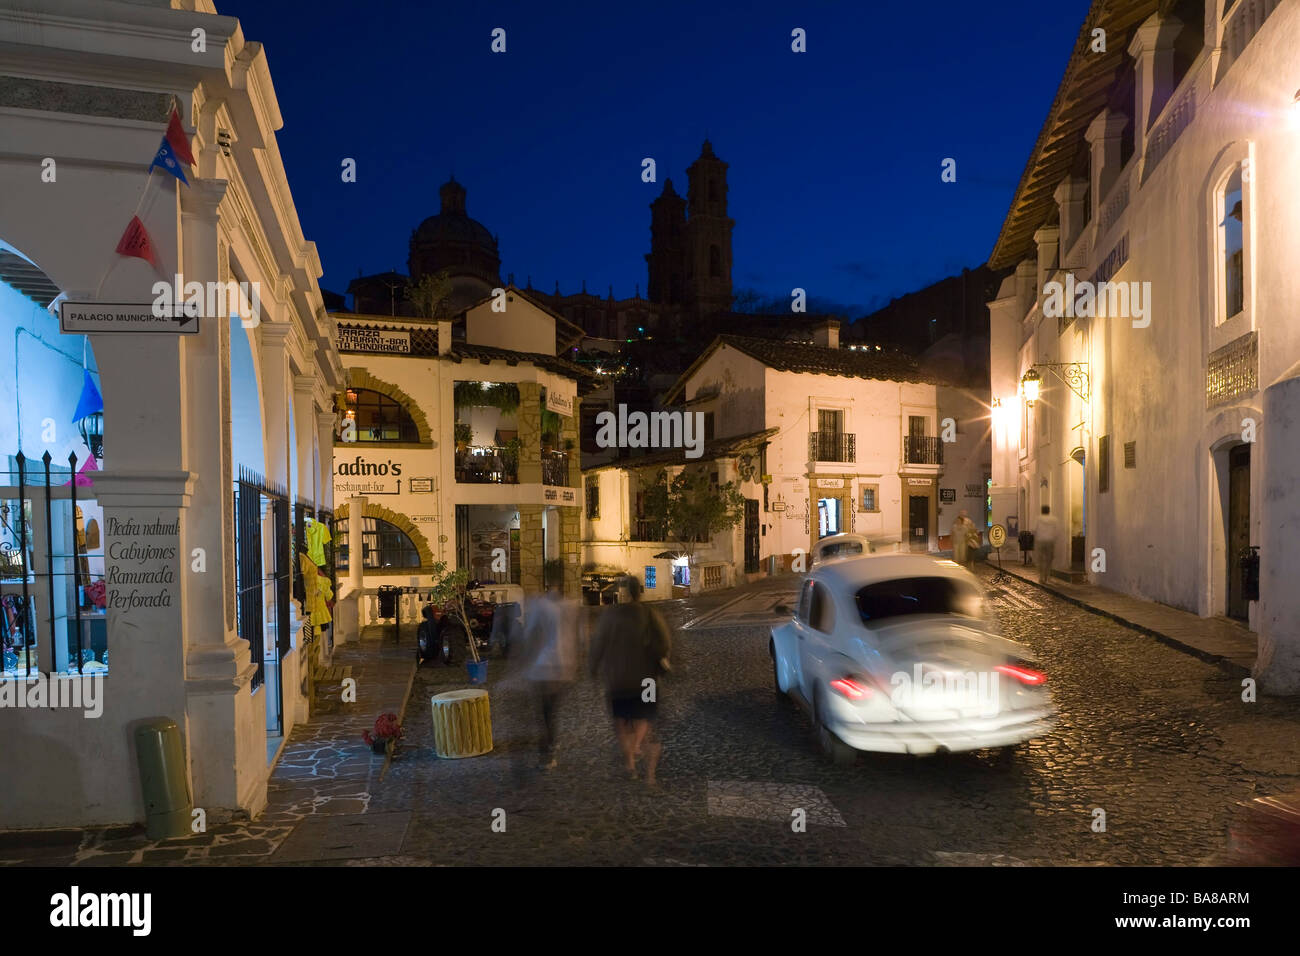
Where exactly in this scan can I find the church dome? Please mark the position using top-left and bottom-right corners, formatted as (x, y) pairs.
(413, 179), (496, 247)
(409, 177), (501, 291)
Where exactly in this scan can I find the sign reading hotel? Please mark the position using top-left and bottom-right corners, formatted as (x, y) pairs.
(105, 514), (178, 611)
(337, 326), (411, 354)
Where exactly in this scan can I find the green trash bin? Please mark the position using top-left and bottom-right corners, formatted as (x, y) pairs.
(134, 718), (193, 840)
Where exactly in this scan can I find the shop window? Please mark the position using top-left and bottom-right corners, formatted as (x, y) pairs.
(345, 388), (420, 443)
(2, 463), (107, 678)
(337, 516), (420, 570)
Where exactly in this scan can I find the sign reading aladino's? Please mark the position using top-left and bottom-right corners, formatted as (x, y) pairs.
(544, 385), (575, 416)
(59, 301), (198, 334)
(338, 326), (411, 353)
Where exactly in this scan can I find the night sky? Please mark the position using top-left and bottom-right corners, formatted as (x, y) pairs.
(226, 0), (1094, 315)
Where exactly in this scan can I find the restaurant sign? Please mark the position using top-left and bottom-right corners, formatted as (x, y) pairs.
(338, 326), (411, 354)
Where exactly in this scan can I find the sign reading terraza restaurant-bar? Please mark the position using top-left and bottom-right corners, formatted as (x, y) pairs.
(337, 326), (411, 354)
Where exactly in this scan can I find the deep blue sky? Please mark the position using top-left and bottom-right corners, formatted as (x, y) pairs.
(227, 0), (1093, 316)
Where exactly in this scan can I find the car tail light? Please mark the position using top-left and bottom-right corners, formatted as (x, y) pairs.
(995, 663), (1047, 686)
(830, 677), (872, 699)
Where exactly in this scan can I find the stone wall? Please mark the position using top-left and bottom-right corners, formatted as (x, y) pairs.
(519, 504), (544, 592)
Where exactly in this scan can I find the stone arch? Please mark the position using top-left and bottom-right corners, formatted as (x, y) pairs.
(335, 501), (436, 569)
(345, 367), (433, 444)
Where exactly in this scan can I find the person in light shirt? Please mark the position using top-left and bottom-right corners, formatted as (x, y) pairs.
(1034, 505), (1062, 585)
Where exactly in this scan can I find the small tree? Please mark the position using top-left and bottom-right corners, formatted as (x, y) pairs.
(410, 269), (454, 320)
(640, 466), (746, 594)
(428, 560), (480, 662)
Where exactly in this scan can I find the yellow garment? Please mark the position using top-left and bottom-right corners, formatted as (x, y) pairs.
(299, 552), (333, 625)
(305, 520), (331, 566)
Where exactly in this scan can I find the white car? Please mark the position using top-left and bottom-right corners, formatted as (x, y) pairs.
(770, 553), (1055, 762)
(811, 533), (901, 566)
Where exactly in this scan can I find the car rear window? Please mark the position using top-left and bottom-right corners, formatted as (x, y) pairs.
(822, 541), (864, 558)
(854, 576), (983, 624)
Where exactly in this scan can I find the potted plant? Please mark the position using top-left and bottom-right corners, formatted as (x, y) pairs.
(362, 713), (404, 755)
(455, 422), (472, 453)
(429, 561), (488, 683)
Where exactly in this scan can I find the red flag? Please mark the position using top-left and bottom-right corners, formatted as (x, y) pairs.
(165, 106), (195, 166)
(115, 215), (159, 270)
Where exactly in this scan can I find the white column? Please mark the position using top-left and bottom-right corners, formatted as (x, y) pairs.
(174, 177), (263, 817)
(316, 409), (335, 513)
(293, 375), (317, 507)
(1257, 364), (1300, 693)
(260, 325), (292, 492)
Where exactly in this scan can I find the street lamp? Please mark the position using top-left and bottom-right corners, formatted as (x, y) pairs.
(77, 411), (103, 460)
(1020, 369), (1042, 406)
(1021, 363), (1090, 404)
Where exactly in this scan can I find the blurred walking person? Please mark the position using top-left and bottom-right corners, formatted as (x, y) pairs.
(590, 577), (672, 786)
(951, 509), (976, 569)
(1034, 505), (1062, 585)
(520, 584), (579, 770)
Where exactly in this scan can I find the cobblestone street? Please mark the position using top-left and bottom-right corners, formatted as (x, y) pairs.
(369, 569), (1300, 866)
(4, 569), (1297, 867)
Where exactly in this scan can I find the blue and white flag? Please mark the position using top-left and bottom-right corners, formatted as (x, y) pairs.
(149, 137), (189, 185)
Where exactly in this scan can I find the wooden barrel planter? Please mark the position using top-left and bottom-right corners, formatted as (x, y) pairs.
(429, 688), (493, 758)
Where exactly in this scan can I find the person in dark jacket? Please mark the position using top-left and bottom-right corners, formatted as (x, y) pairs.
(590, 577), (671, 786)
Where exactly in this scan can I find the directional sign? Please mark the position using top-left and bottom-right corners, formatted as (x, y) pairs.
(989, 523), (1007, 549)
(59, 301), (199, 334)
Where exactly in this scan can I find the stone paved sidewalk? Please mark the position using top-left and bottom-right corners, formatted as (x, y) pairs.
(0, 625), (415, 866)
(983, 560), (1257, 674)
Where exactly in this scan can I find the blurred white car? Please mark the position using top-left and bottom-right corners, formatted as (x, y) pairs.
(770, 553), (1055, 762)
(810, 533), (902, 566)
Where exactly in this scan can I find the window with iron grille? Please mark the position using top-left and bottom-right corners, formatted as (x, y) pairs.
(1098, 435), (1111, 493)
(1123, 441), (1137, 469)
(336, 517), (420, 570)
(861, 484), (879, 513)
(586, 476), (600, 519)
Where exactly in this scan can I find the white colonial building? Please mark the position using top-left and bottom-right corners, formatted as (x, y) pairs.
(329, 286), (591, 626)
(0, 0), (344, 827)
(987, 0), (1300, 691)
(583, 320), (990, 598)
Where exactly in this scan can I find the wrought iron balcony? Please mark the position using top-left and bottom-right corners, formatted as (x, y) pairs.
(903, 435), (943, 465)
(455, 446), (518, 484)
(542, 451), (571, 487)
(808, 431), (856, 463)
